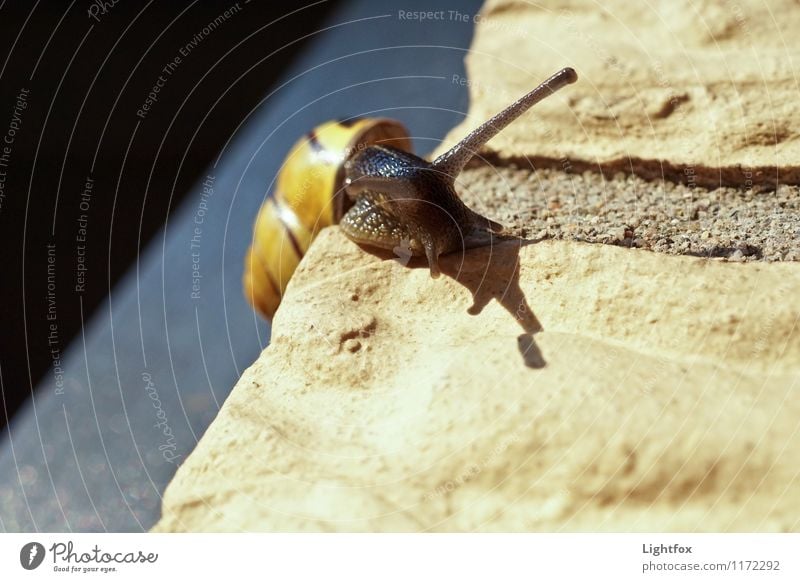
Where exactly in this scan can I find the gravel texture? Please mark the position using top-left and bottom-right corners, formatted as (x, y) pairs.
(459, 163), (800, 262)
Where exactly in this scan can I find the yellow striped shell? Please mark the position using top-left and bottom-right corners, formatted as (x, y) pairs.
(243, 118), (412, 319)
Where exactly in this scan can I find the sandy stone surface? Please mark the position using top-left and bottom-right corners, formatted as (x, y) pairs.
(154, 228), (800, 532)
(439, 0), (800, 187)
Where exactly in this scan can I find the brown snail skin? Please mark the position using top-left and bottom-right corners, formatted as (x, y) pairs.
(244, 67), (578, 319)
(342, 67), (578, 278)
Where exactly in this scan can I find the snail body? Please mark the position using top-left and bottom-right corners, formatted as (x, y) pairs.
(245, 67), (578, 319)
(340, 145), (502, 278)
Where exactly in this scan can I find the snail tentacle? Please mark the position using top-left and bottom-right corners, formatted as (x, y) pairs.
(432, 67), (578, 180)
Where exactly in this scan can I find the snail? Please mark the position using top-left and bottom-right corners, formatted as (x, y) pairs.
(244, 67), (578, 319)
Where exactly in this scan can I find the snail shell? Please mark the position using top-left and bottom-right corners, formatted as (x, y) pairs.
(243, 118), (412, 319)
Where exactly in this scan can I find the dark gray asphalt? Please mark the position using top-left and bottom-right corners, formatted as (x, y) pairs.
(0, 0), (484, 532)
